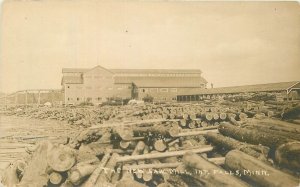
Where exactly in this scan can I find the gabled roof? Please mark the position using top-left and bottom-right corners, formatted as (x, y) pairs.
(84, 65), (114, 74)
(178, 81), (300, 95)
(110, 69), (202, 74)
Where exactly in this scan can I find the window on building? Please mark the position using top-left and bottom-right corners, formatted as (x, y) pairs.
(170, 88), (177, 92)
(150, 88), (158, 92)
(67, 86), (70, 89)
(97, 97), (102, 101)
(68, 98), (70, 101)
(160, 88), (168, 92)
(77, 98), (80, 101)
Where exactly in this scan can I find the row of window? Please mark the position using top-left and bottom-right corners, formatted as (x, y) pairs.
(84, 76), (113, 79)
(152, 97), (177, 101)
(140, 88), (177, 93)
(67, 86), (129, 90)
(117, 73), (201, 77)
(67, 97), (103, 101)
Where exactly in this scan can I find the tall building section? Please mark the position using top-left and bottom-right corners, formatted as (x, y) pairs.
(61, 65), (207, 104)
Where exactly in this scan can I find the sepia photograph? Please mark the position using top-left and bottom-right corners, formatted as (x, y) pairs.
(0, 0), (300, 186)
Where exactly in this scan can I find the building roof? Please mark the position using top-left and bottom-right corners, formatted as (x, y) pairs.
(62, 68), (89, 73)
(62, 67), (202, 74)
(178, 81), (300, 95)
(114, 76), (207, 88)
(110, 69), (202, 74)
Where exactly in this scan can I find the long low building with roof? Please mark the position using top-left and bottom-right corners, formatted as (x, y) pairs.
(61, 65), (207, 104)
(177, 81), (300, 102)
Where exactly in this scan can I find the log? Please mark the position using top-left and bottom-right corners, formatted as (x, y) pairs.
(132, 141), (146, 156)
(83, 153), (111, 187)
(204, 113), (213, 121)
(252, 118), (300, 133)
(183, 152), (248, 187)
(188, 121), (196, 129)
(18, 141), (52, 187)
(61, 179), (74, 187)
(275, 141), (300, 171)
(122, 141), (145, 181)
(225, 150), (298, 187)
(201, 121), (208, 127)
(49, 171), (63, 185)
(96, 153), (119, 185)
(154, 139), (167, 152)
(219, 113), (227, 120)
(179, 119), (187, 127)
(117, 146), (213, 163)
(1, 163), (20, 187)
(90, 119), (176, 129)
(281, 105), (300, 120)
(229, 117), (240, 126)
(133, 125), (179, 137)
(47, 144), (76, 172)
(116, 178), (147, 187)
(122, 157), (225, 170)
(69, 164), (96, 185)
(142, 171), (153, 182)
(219, 122), (290, 151)
(120, 141), (131, 149)
(242, 124), (300, 142)
(204, 133), (269, 161)
(173, 129), (219, 137)
(15, 160), (26, 176)
(213, 113), (219, 120)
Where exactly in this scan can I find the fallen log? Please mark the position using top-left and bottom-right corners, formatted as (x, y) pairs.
(82, 152), (111, 187)
(242, 124), (300, 142)
(117, 146), (213, 163)
(204, 133), (269, 161)
(225, 150), (298, 187)
(219, 122), (290, 151)
(183, 152), (249, 187)
(173, 129), (219, 137)
(275, 141), (300, 171)
(133, 125), (179, 137)
(96, 153), (119, 185)
(69, 164), (96, 185)
(252, 118), (300, 133)
(123, 157), (225, 170)
(229, 117), (240, 126)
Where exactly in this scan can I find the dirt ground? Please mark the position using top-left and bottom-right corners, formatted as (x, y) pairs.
(0, 115), (80, 176)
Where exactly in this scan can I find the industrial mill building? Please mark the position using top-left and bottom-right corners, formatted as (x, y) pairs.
(61, 65), (207, 105)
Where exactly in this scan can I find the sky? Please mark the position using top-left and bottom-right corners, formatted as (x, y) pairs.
(0, 0), (300, 93)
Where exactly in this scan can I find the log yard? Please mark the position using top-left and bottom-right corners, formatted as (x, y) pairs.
(0, 67), (299, 186)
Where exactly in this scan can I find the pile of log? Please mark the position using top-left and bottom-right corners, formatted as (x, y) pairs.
(2, 101), (300, 186)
